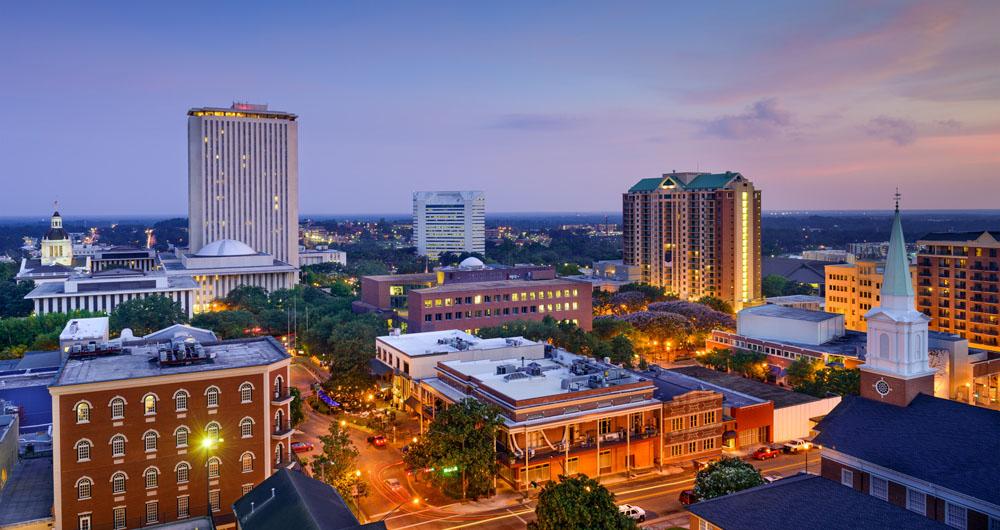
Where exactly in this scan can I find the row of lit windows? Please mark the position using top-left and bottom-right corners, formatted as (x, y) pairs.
(75, 486), (252, 529)
(667, 410), (718, 432)
(423, 303), (580, 322)
(423, 289), (580, 308)
(667, 436), (718, 457)
(73, 419), (243, 462)
(74, 452), (254, 503)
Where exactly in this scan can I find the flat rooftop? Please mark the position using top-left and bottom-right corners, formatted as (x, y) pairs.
(0, 457), (54, 527)
(641, 368), (764, 407)
(741, 304), (840, 322)
(722, 329), (868, 359)
(26, 271), (197, 297)
(59, 317), (109, 341)
(413, 278), (582, 294)
(438, 349), (652, 403)
(363, 273), (437, 282)
(764, 295), (825, 305)
(377, 330), (539, 357)
(52, 336), (289, 387)
(670, 366), (819, 409)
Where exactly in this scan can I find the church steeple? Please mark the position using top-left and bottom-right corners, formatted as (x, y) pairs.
(880, 189), (915, 310)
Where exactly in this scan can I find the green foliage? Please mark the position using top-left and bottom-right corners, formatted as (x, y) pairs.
(556, 263), (581, 276)
(528, 475), (637, 530)
(0, 262), (34, 318)
(794, 367), (861, 397)
(693, 457), (765, 500)
(486, 230), (620, 268)
(0, 310), (105, 359)
(109, 295), (188, 336)
(190, 310), (257, 339)
(289, 387), (305, 427)
(311, 421), (367, 500)
(786, 356), (824, 388)
(224, 285), (270, 313)
(618, 283), (672, 303)
(403, 399), (504, 500)
(309, 313), (384, 411)
(730, 350), (768, 380)
(477, 317), (637, 367)
(762, 275), (818, 298)
(700, 349), (732, 371)
(696, 296), (733, 314)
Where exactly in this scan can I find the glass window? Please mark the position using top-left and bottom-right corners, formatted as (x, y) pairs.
(907, 488), (926, 515)
(206, 422), (221, 441)
(869, 475), (888, 500)
(209, 490), (221, 512)
(206, 387), (220, 407)
(112, 472), (126, 494)
(208, 457), (221, 479)
(241, 452), (254, 473)
(113, 507), (126, 530)
(175, 427), (189, 448)
(76, 440), (91, 462)
(240, 383), (253, 403)
(76, 402), (91, 423)
(177, 496), (190, 519)
(145, 502), (158, 525)
(174, 390), (188, 411)
(144, 468), (158, 489)
(144, 431), (158, 452)
(111, 435), (126, 457)
(176, 463), (190, 484)
(946, 503), (967, 529)
(241, 418), (254, 438)
(841, 469), (853, 487)
(77, 478), (92, 500)
(78, 514), (92, 530)
(143, 395), (156, 415)
(110, 398), (125, 420)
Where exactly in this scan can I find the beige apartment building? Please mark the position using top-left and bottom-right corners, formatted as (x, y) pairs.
(825, 260), (917, 331)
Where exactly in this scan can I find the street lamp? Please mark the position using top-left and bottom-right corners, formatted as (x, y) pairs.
(201, 437), (222, 522)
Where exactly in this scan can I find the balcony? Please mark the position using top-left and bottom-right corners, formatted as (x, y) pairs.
(499, 427), (662, 466)
(271, 391), (294, 406)
(271, 420), (294, 439)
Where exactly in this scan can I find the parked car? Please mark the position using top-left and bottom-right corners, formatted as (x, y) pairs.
(762, 473), (783, 484)
(693, 457), (719, 471)
(618, 504), (646, 522)
(367, 435), (387, 447)
(679, 489), (700, 505)
(784, 439), (812, 453)
(291, 441), (315, 453)
(752, 445), (782, 460)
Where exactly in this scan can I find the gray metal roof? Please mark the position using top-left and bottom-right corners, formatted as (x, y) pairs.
(741, 304), (840, 322)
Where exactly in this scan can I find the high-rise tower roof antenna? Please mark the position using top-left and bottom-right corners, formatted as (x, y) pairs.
(894, 187), (901, 213)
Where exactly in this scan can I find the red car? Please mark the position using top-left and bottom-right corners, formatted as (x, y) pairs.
(367, 435), (387, 447)
(291, 441), (314, 453)
(752, 445), (782, 460)
(678, 489), (699, 506)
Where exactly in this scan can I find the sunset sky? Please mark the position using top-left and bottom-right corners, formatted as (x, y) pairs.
(2, 1), (999, 216)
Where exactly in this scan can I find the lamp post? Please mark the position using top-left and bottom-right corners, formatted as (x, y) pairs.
(202, 437), (222, 525)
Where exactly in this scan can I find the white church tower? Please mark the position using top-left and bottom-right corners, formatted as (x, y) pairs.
(40, 204), (73, 267)
(860, 193), (936, 406)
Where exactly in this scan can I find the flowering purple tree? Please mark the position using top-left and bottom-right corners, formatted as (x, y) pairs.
(608, 291), (648, 315)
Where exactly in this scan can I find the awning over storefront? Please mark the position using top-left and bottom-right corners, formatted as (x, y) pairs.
(368, 358), (393, 377)
(722, 430), (738, 441)
(404, 396), (421, 410)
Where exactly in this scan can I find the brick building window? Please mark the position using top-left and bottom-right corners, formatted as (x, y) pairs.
(77, 514), (92, 530)
(946, 502), (967, 529)
(242, 483), (254, 495)
(113, 507), (126, 530)
(205, 386), (220, 408)
(207, 457), (221, 479)
(177, 495), (190, 519)
(239, 382), (253, 403)
(143, 430), (159, 452)
(907, 488), (926, 515)
(75, 439), (92, 462)
(74, 401), (91, 423)
(241, 451), (255, 473)
(175, 426), (190, 448)
(111, 472), (127, 494)
(76, 477), (93, 500)
(209, 490), (221, 512)
(175, 462), (190, 484)
(144, 467), (159, 489)
(142, 394), (157, 415)
(869, 475), (888, 500)
(174, 390), (189, 411)
(110, 397), (126, 420)
(206, 422), (221, 441)
(240, 417), (254, 438)
(110, 434), (126, 457)
(841, 469), (853, 487)
(145, 502), (158, 525)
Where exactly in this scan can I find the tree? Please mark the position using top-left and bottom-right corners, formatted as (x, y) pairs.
(618, 283), (670, 303)
(529, 475), (637, 530)
(693, 457), (765, 500)
(795, 367), (860, 397)
(289, 387), (305, 427)
(620, 311), (691, 358)
(786, 356), (823, 388)
(0, 263), (34, 318)
(311, 421), (367, 500)
(0, 310), (104, 358)
(609, 291), (649, 315)
(403, 399), (504, 500)
(109, 295), (188, 336)
(224, 285), (270, 313)
(190, 310), (258, 339)
(730, 350), (768, 380)
(761, 275), (789, 298)
(700, 348), (733, 371)
(696, 296), (733, 315)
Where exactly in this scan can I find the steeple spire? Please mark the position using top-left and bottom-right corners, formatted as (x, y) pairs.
(880, 192), (914, 310)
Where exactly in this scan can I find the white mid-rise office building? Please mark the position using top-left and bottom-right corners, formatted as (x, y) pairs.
(413, 191), (485, 258)
(188, 102), (299, 266)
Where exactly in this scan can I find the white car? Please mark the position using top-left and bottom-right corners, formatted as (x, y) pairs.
(619, 504), (646, 522)
(783, 439), (812, 453)
(762, 473), (783, 484)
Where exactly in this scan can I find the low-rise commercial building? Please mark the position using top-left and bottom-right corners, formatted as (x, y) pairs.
(25, 268), (198, 317)
(297, 247), (346, 268)
(408, 278), (593, 333)
(89, 247), (158, 273)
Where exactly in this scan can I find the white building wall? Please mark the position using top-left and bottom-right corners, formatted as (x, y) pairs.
(771, 396), (841, 442)
(413, 191), (485, 258)
(738, 311), (845, 346)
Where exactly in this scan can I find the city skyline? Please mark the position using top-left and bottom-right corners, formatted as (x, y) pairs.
(3, 2), (1000, 216)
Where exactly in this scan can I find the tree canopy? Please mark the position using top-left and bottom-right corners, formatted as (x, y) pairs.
(109, 295), (188, 336)
(0, 310), (104, 359)
(403, 399), (504, 500)
(529, 474), (637, 530)
(311, 421), (367, 501)
(693, 457), (765, 500)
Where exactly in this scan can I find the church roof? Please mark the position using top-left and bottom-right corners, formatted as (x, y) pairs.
(44, 227), (68, 241)
(814, 394), (1000, 506)
(881, 207), (913, 299)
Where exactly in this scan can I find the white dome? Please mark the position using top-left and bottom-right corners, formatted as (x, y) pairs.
(459, 257), (485, 268)
(195, 239), (256, 257)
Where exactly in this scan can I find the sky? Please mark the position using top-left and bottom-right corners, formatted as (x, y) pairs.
(2, 1), (999, 216)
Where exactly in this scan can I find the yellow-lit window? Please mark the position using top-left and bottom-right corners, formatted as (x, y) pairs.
(556, 303), (563, 311)
(572, 302), (579, 310)
(434, 299), (443, 307)
(424, 300), (432, 308)
(474, 295), (482, 304)
(512, 293), (519, 302)
(555, 291), (561, 299)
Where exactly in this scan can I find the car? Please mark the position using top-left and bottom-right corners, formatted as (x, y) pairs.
(291, 441), (314, 453)
(678, 489), (700, 506)
(762, 473), (783, 484)
(784, 439), (812, 453)
(367, 435), (387, 447)
(618, 504), (646, 522)
(752, 445), (782, 460)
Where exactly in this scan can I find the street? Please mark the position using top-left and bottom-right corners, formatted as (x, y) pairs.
(289, 358), (823, 530)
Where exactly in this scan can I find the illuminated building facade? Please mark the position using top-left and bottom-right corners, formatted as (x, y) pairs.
(412, 191), (485, 258)
(825, 260), (918, 332)
(622, 172), (761, 311)
(188, 103), (299, 267)
(41, 209), (74, 267)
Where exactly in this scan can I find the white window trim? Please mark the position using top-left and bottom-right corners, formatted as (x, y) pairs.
(74, 400), (93, 424)
(239, 381), (255, 404)
(75, 476), (94, 500)
(240, 417), (255, 438)
(175, 461), (191, 484)
(174, 426), (190, 448)
(108, 396), (127, 420)
(143, 466), (160, 490)
(240, 451), (255, 473)
(173, 389), (190, 412)
(143, 430), (159, 453)
(946, 502), (968, 529)
(110, 472), (128, 494)
(869, 475), (888, 501)
(841, 468), (853, 487)
(907, 488), (927, 515)
(75, 439), (93, 463)
(204, 386), (221, 408)
(142, 393), (159, 416)
(109, 434), (128, 457)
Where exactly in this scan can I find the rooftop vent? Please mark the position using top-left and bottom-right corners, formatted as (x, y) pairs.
(67, 341), (123, 359)
(157, 338), (212, 367)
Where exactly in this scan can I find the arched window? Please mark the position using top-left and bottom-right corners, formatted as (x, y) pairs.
(206, 422), (221, 441)
(109, 397), (126, 420)
(239, 382), (253, 403)
(110, 434), (127, 458)
(143, 430), (159, 452)
(240, 452), (255, 473)
(74, 401), (92, 423)
(174, 389), (189, 412)
(175, 461), (191, 484)
(240, 417), (254, 438)
(205, 386), (220, 408)
(75, 439), (93, 462)
(142, 393), (157, 415)
(275, 443), (284, 465)
(76, 477), (93, 500)
(111, 471), (127, 494)
(879, 333), (890, 359)
(274, 409), (285, 432)
(174, 426), (190, 448)
(273, 376), (284, 398)
(207, 457), (221, 479)
(143, 467), (159, 489)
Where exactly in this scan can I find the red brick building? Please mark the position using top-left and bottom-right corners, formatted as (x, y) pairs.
(407, 278), (593, 332)
(49, 336), (292, 530)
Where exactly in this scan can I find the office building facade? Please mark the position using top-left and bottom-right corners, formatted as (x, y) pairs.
(188, 103), (299, 266)
(412, 191), (485, 258)
(825, 260), (918, 332)
(623, 172), (761, 311)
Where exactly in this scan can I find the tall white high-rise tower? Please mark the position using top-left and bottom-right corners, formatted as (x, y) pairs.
(413, 191), (485, 258)
(187, 103), (299, 266)
(861, 193), (936, 406)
